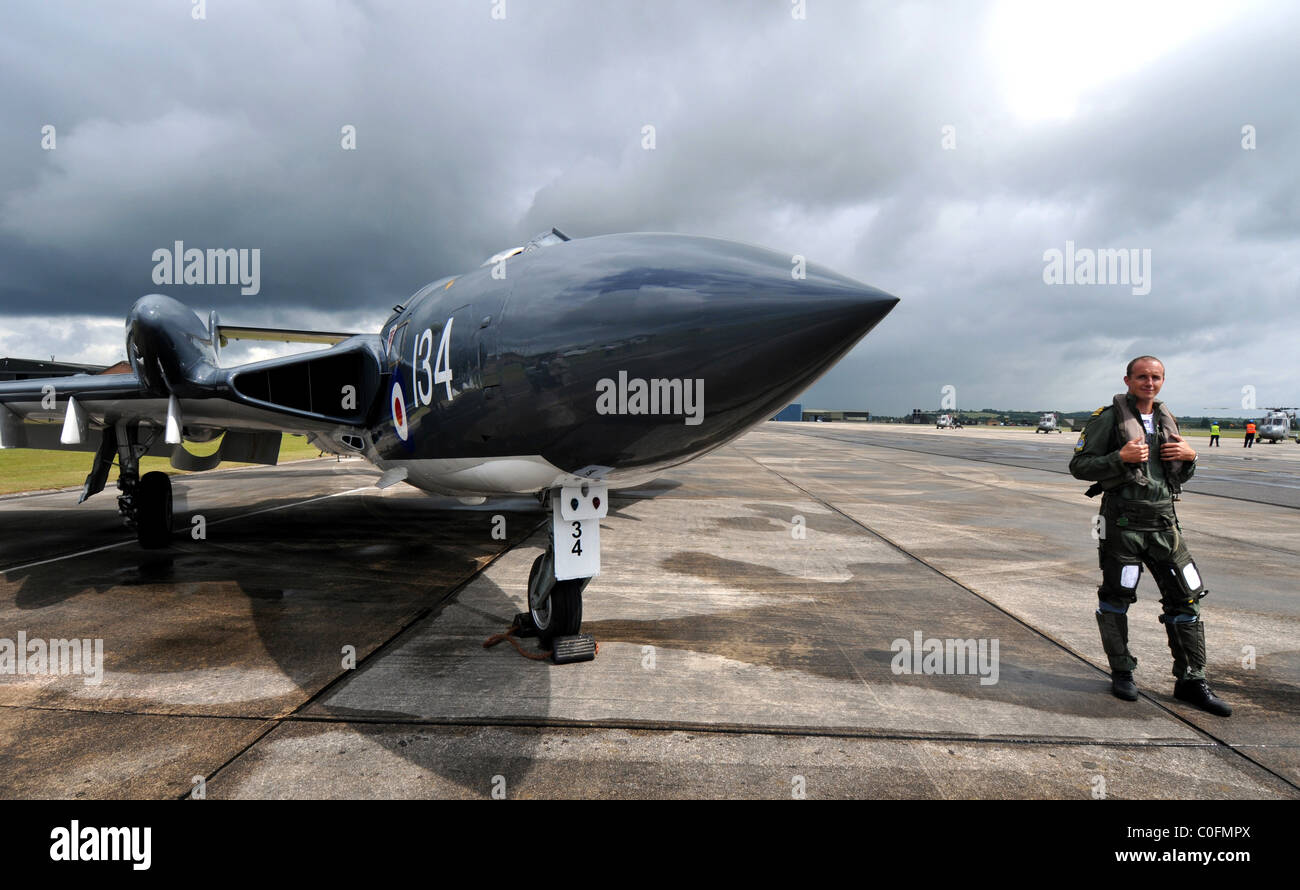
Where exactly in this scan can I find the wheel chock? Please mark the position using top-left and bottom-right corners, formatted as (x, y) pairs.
(551, 634), (597, 664)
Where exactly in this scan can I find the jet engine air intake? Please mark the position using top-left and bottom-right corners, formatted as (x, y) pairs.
(231, 349), (378, 425)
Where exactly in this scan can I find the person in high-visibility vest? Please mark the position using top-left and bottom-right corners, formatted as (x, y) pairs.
(1244, 421), (1256, 448)
(1209, 422), (1220, 447)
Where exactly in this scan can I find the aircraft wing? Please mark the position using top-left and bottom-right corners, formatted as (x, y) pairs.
(0, 296), (386, 497)
(1, 372), (168, 455)
(214, 325), (358, 347)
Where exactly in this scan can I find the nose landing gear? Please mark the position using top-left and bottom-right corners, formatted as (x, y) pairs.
(527, 546), (588, 647)
(518, 482), (608, 659)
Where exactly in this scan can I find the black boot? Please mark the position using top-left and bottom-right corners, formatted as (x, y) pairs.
(1162, 616), (1207, 682)
(1096, 610), (1136, 673)
(1110, 670), (1138, 701)
(1174, 678), (1232, 716)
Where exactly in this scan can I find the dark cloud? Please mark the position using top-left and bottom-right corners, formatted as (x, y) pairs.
(0, 0), (1296, 416)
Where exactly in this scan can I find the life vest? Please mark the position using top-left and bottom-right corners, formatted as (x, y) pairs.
(1088, 392), (1185, 497)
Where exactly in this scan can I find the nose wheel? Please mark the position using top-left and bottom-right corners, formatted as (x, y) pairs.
(527, 545), (588, 647)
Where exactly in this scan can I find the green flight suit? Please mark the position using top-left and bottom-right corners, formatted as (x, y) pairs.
(1069, 394), (1208, 680)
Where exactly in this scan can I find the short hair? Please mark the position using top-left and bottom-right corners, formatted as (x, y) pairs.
(1126, 355), (1164, 377)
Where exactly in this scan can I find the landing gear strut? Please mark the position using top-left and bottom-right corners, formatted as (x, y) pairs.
(113, 422), (173, 549)
(525, 482), (607, 650)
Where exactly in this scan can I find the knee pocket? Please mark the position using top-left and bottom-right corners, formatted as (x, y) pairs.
(1154, 554), (1206, 612)
(1159, 554), (1205, 596)
(1101, 554), (1142, 603)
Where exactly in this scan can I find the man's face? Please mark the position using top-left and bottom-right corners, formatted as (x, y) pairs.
(1125, 359), (1165, 401)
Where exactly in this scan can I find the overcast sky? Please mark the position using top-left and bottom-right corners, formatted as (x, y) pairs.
(1, 1), (1296, 416)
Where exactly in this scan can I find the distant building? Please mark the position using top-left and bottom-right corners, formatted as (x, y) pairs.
(0, 357), (108, 382)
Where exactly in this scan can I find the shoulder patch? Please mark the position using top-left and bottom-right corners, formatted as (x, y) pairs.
(1090, 406), (1106, 417)
(1074, 432), (1087, 452)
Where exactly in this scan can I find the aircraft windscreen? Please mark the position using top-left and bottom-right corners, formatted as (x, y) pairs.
(524, 228), (570, 251)
(482, 228), (570, 267)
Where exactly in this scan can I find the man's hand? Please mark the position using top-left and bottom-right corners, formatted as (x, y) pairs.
(1161, 433), (1197, 462)
(1119, 435), (1148, 463)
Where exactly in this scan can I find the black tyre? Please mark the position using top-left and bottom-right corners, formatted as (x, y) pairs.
(136, 471), (173, 550)
(528, 552), (586, 646)
(534, 579), (584, 647)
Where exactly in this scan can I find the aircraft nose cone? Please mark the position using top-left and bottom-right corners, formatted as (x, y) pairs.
(587, 234), (898, 421)
(722, 266), (900, 388)
(498, 233), (899, 472)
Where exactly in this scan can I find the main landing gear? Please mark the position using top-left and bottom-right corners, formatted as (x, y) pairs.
(108, 423), (173, 549)
(126, 471), (174, 549)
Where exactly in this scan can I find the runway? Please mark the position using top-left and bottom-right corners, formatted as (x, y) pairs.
(1, 423), (1296, 799)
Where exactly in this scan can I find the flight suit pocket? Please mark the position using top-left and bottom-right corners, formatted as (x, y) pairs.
(1101, 550), (1143, 601)
(1168, 552), (1206, 599)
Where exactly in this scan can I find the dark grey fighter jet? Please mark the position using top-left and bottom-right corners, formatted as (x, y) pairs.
(0, 230), (898, 643)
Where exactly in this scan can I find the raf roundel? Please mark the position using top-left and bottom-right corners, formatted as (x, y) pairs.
(391, 381), (409, 441)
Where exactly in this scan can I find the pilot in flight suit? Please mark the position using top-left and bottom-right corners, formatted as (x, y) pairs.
(1069, 357), (1231, 716)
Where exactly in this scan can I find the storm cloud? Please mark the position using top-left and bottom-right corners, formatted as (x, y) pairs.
(1, 0), (1296, 415)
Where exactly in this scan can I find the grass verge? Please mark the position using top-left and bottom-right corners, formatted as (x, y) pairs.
(0, 434), (326, 496)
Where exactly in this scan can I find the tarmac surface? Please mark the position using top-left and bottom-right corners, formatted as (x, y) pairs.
(1, 422), (1296, 799)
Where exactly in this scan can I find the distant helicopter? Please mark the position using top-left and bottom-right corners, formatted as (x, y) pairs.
(1036, 412), (1062, 433)
(1257, 408), (1300, 444)
(936, 413), (960, 429)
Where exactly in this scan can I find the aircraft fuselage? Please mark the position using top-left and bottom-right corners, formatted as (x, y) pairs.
(366, 233), (897, 494)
